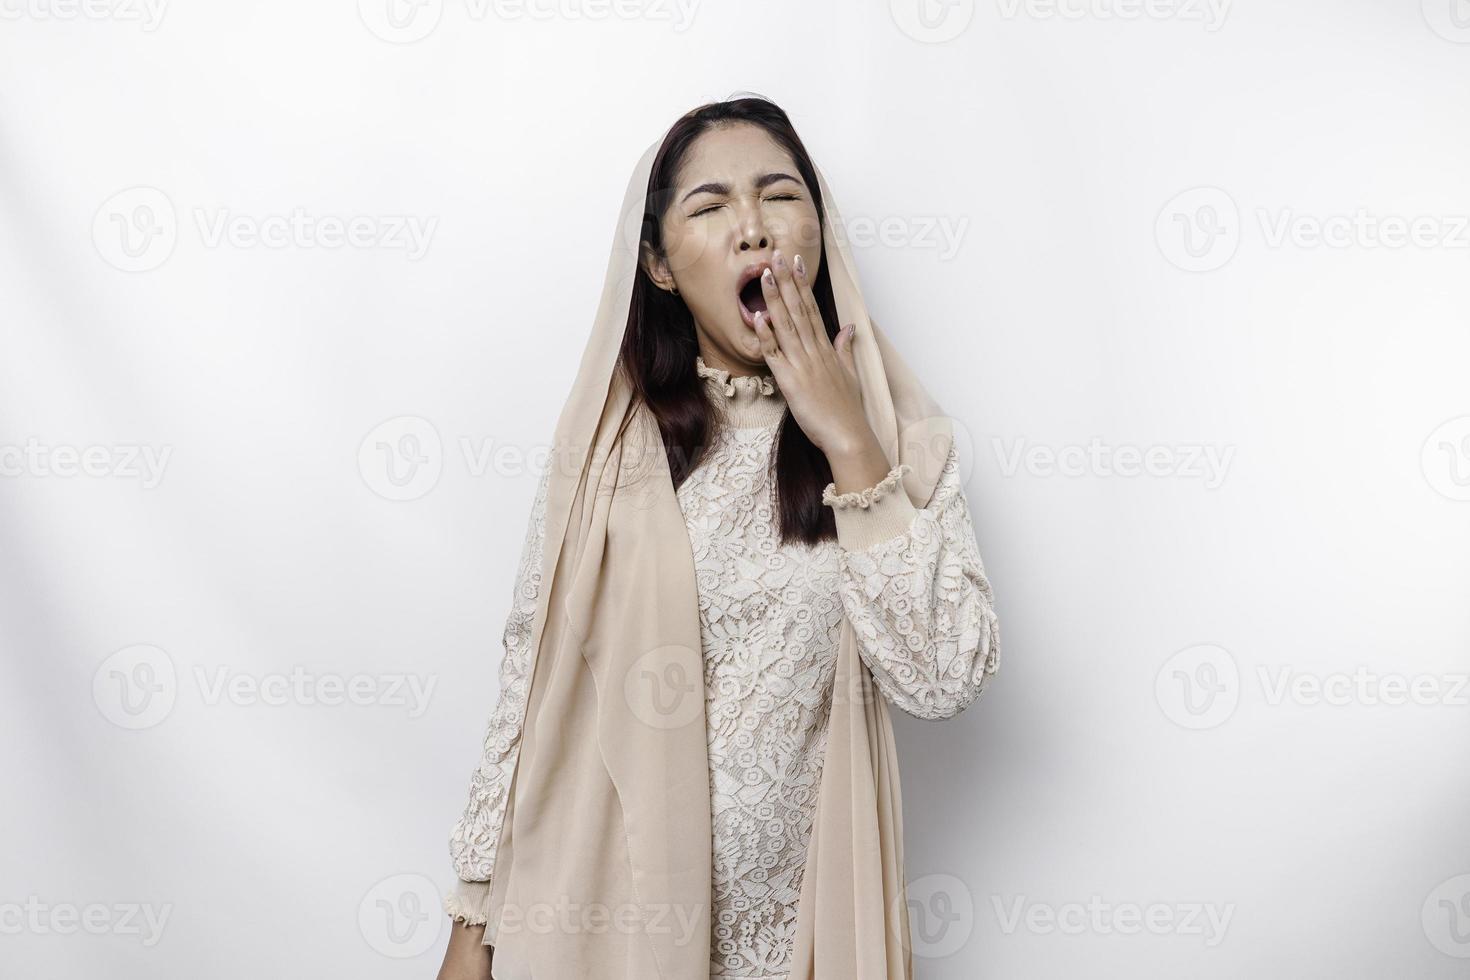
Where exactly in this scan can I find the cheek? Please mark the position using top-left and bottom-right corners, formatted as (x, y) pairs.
(662, 221), (721, 284)
(770, 207), (823, 258)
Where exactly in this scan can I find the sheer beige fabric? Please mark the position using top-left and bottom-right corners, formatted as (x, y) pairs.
(476, 135), (955, 980)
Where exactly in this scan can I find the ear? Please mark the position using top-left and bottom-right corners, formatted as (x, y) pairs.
(638, 242), (678, 295)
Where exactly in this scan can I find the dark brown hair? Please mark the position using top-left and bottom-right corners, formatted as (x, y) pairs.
(618, 94), (841, 547)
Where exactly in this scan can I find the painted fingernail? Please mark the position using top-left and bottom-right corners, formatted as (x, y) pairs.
(774, 251), (786, 270)
(794, 254), (805, 278)
(762, 268), (774, 285)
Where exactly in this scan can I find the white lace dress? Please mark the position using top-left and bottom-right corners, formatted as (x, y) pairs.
(446, 354), (1001, 980)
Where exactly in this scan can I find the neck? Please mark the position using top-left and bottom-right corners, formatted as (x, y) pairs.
(694, 353), (786, 429)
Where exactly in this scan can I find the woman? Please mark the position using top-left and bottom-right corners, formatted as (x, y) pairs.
(435, 96), (1000, 980)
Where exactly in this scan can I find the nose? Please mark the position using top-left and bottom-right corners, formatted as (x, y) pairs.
(736, 200), (771, 253)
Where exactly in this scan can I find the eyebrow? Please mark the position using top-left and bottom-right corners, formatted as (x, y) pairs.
(679, 171), (802, 205)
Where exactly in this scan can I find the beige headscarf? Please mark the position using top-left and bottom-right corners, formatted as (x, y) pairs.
(476, 132), (954, 980)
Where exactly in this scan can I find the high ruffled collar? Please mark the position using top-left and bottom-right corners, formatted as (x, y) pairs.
(695, 354), (785, 429)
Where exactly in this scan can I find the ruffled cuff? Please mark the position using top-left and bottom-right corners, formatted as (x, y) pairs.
(444, 877), (494, 926)
(822, 462), (918, 551)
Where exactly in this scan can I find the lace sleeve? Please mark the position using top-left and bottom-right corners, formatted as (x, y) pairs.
(826, 446), (1001, 720)
(445, 462), (552, 923)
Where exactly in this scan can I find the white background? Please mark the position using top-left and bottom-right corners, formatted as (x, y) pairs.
(2, 1), (1468, 977)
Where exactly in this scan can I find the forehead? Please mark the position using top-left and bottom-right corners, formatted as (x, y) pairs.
(674, 123), (802, 191)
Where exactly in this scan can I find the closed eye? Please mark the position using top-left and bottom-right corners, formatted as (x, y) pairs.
(689, 194), (801, 218)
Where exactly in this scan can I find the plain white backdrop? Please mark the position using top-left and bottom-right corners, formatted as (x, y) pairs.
(2, 1), (1468, 977)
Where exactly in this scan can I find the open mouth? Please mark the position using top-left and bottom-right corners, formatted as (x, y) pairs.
(735, 264), (771, 329)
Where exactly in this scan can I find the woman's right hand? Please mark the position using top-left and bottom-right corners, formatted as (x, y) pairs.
(435, 920), (494, 980)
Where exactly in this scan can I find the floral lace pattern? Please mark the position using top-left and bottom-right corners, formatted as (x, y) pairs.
(677, 409), (846, 979)
(446, 463), (551, 883)
(839, 445), (1001, 721)
(446, 360), (1001, 980)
